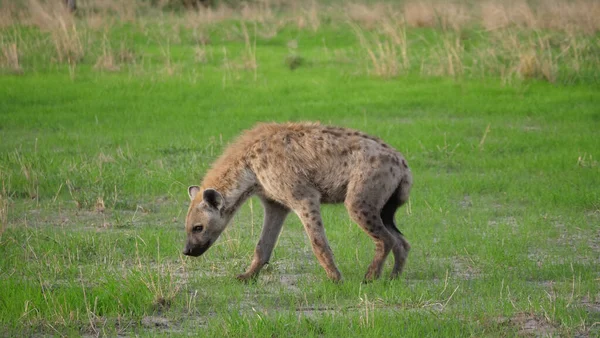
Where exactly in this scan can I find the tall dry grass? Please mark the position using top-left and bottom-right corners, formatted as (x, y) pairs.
(28, 0), (86, 65)
(346, 3), (390, 30)
(0, 0), (597, 82)
(404, 1), (471, 32)
(352, 16), (410, 78)
(0, 39), (22, 73)
(347, 3), (411, 78)
(353, 25), (400, 78)
(424, 33), (465, 78)
(291, 0), (320, 32)
(480, 0), (600, 34)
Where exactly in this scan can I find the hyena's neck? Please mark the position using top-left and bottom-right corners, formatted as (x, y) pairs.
(202, 167), (257, 219)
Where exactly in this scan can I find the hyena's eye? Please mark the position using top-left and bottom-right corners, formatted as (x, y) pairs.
(193, 225), (204, 233)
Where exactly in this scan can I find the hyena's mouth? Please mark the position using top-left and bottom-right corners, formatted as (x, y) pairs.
(183, 239), (213, 257)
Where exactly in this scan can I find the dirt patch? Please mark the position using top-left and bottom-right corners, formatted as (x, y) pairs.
(509, 312), (556, 337)
(141, 316), (170, 329)
(451, 256), (482, 280)
(581, 295), (600, 313)
(279, 274), (303, 293)
(295, 306), (338, 318)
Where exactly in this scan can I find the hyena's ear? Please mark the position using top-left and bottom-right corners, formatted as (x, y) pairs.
(203, 188), (224, 211)
(188, 186), (201, 200)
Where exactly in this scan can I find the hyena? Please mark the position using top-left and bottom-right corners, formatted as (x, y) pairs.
(183, 122), (412, 282)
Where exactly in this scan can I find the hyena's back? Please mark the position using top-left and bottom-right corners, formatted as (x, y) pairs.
(238, 122), (411, 205)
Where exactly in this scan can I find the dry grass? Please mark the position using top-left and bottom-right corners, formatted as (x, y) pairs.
(94, 40), (136, 73)
(184, 4), (233, 28)
(517, 47), (555, 82)
(241, 22), (258, 74)
(28, 0), (86, 65)
(1, 0), (597, 35)
(353, 24), (398, 78)
(499, 30), (557, 82)
(291, 0), (320, 32)
(79, 0), (140, 23)
(403, 2), (436, 28)
(350, 5), (410, 79)
(0, 40), (22, 73)
(0, 2), (22, 28)
(0, 0), (597, 83)
(94, 33), (120, 72)
(241, 0), (274, 24)
(0, 175), (8, 234)
(345, 3), (390, 30)
(480, 0), (538, 31)
(426, 34), (465, 78)
(480, 0), (600, 34)
(404, 1), (471, 32)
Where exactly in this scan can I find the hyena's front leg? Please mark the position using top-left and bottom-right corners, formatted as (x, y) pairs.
(294, 198), (342, 282)
(237, 198), (289, 282)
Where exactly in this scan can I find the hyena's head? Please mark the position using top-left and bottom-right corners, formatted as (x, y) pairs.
(183, 186), (226, 257)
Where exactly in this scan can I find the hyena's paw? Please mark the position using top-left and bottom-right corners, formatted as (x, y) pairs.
(362, 268), (382, 284)
(236, 272), (258, 283)
(326, 271), (343, 284)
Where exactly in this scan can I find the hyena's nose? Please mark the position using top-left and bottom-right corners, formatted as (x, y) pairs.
(183, 247), (192, 256)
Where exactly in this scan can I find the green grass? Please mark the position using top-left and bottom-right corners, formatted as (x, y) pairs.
(1, 3), (600, 336)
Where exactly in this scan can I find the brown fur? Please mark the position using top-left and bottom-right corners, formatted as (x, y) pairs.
(183, 122), (413, 282)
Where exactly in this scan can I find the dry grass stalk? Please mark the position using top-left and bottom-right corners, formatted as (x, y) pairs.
(241, 21), (258, 74)
(0, 195), (7, 233)
(194, 44), (208, 64)
(442, 35), (464, 78)
(423, 33), (464, 78)
(0, 41), (22, 73)
(291, 0), (320, 32)
(160, 39), (177, 76)
(95, 197), (105, 213)
(94, 33), (120, 72)
(0, 176), (8, 233)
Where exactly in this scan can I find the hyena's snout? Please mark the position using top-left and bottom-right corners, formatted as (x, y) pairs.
(182, 239), (213, 257)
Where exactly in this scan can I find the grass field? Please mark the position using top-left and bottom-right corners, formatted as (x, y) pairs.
(1, 0), (600, 336)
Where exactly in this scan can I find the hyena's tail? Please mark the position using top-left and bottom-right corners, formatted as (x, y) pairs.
(380, 171), (412, 236)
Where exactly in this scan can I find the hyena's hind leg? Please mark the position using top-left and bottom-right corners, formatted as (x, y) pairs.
(345, 181), (400, 282)
(380, 184), (411, 279)
(237, 198), (289, 282)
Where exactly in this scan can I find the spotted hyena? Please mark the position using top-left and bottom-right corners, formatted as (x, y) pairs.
(183, 122), (412, 282)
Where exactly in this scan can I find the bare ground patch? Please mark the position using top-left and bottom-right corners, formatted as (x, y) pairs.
(495, 312), (557, 337)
